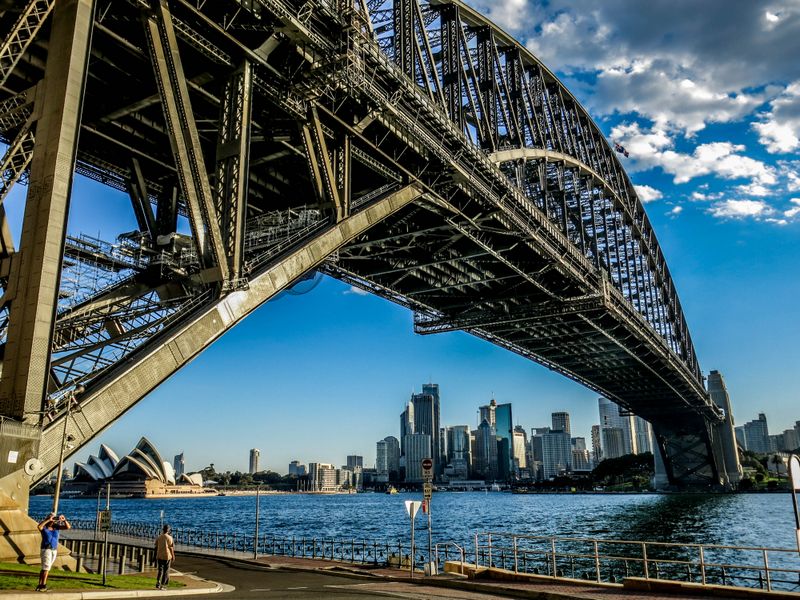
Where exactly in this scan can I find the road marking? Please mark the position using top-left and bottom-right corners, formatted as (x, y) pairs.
(250, 588), (271, 592)
(286, 586), (308, 590)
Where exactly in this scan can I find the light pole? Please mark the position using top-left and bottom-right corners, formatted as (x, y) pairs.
(52, 385), (84, 515)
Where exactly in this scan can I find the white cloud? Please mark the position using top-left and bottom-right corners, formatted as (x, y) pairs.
(668, 206), (683, 216)
(344, 286), (369, 296)
(784, 198), (800, 218)
(611, 123), (777, 185)
(634, 184), (663, 203)
(735, 183), (773, 197)
(707, 199), (774, 219)
(753, 81), (800, 153)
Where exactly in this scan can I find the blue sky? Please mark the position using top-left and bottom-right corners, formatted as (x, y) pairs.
(6, 0), (800, 473)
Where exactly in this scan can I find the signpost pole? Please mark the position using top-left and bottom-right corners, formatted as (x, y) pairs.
(427, 500), (432, 573)
(789, 455), (800, 553)
(421, 457), (435, 575)
(254, 485), (261, 560)
(102, 483), (110, 586)
(410, 511), (415, 579)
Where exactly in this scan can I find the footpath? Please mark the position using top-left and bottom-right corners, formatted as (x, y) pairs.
(2, 531), (797, 600)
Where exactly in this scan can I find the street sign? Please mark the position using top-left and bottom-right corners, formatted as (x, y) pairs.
(98, 509), (112, 532)
(423, 482), (432, 500)
(421, 458), (433, 480)
(404, 500), (422, 519)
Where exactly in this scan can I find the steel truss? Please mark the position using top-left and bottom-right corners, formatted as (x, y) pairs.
(0, 0), (730, 490)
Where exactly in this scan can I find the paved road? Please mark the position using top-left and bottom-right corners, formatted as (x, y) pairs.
(160, 555), (504, 599)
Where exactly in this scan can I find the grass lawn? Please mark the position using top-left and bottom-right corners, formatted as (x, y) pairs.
(0, 562), (184, 591)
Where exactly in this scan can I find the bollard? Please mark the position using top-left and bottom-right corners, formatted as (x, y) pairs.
(76, 556), (83, 573)
(138, 551), (145, 573)
(119, 553), (126, 575)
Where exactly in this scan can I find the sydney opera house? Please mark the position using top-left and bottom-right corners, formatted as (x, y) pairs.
(69, 437), (209, 497)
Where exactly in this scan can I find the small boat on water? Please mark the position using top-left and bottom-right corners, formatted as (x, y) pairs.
(385, 486), (398, 495)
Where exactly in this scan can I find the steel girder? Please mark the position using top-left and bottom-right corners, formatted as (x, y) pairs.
(0, 0), (725, 490)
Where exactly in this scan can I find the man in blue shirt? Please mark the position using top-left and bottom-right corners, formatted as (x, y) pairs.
(36, 513), (71, 592)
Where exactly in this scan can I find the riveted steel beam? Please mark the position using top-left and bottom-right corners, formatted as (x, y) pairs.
(0, 0), (95, 420)
(143, 0), (229, 282)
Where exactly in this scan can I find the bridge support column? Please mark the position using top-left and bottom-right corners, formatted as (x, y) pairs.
(0, 0), (94, 566)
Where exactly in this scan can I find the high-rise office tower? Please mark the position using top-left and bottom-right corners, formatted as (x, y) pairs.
(249, 448), (260, 474)
(403, 433), (431, 482)
(540, 430), (572, 479)
(473, 419), (498, 480)
(494, 402), (514, 479)
(512, 426), (527, 470)
(741, 413), (770, 454)
(591, 425), (602, 465)
(346, 455), (363, 470)
(400, 402), (414, 457)
(411, 387), (441, 477)
(598, 398), (635, 456)
(633, 416), (653, 454)
(173, 452), (185, 478)
(376, 436), (400, 478)
(445, 425), (471, 479)
(289, 460), (306, 476)
(479, 399), (497, 427)
(552, 412), (571, 435)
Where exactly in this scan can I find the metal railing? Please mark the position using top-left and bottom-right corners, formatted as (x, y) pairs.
(472, 532), (800, 592)
(65, 519), (421, 572)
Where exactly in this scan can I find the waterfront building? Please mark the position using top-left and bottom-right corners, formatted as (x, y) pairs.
(249, 448), (260, 474)
(540, 430), (572, 479)
(70, 438), (206, 497)
(591, 425), (602, 465)
(289, 460), (307, 477)
(552, 412), (571, 435)
(599, 397), (632, 455)
(173, 452), (185, 478)
(495, 402), (514, 479)
(739, 413), (770, 454)
(346, 455), (363, 470)
(412, 389), (441, 476)
(445, 426), (471, 474)
(572, 447), (591, 471)
(735, 426), (747, 449)
(473, 419), (498, 480)
(571, 437), (586, 451)
(601, 427), (626, 460)
(634, 416), (653, 454)
(376, 436), (400, 480)
(308, 462), (337, 491)
(782, 428), (800, 451)
(530, 428), (548, 480)
(400, 402), (414, 457)
(403, 433), (431, 482)
(512, 426), (527, 470)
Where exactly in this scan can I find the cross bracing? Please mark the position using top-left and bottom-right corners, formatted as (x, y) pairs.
(0, 0), (733, 490)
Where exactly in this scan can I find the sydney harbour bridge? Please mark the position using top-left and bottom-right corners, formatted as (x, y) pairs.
(0, 0), (741, 515)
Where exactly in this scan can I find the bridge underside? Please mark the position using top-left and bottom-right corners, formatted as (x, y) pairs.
(0, 0), (731, 499)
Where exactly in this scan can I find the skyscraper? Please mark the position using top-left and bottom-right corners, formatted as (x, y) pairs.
(249, 448), (260, 474)
(411, 389), (441, 477)
(494, 402), (514, 479)
(400, 402), (414, 457)
(173, 452), (185, 478)
(473, 419), (498, 480)
(591, 425), (602, 465)
(346, 455), (363, 470)
(598, 398), (635, 457)
(552, 412), (571, 435)
(445, 426), (471, 479)
(512, 426), (527, 471)
(741, 413), (770, 454)
(289, 460), (306, 476)
(376, 436), (400, 479)
(479, 399), (497, 427)
(404, 433), (431, 482)
(541, 430), (572, 479)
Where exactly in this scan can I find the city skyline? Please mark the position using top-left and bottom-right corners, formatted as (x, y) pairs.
(5, 1), (797, 475)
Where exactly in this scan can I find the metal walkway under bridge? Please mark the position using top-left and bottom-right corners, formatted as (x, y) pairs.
(0, 0), (740, 495)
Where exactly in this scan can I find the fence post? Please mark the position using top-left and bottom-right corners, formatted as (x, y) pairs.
(763, 549), (771, 591)
(551, 538), (557, 579)
(594, 540), (601, 582)
(699, 546), (706, 585)
(474, 533), (479, 569)
(488, 533), (492, 568)
(642, 542), (649, 579)
(513, 537), (518, 573)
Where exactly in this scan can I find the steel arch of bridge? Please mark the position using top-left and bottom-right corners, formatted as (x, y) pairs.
(0, 0), (737, 491)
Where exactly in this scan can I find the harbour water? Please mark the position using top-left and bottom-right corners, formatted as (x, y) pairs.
(31, 492), (797, 551)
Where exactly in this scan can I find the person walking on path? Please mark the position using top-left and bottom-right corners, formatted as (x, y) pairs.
(36, 513), (71, 592)
(154, 524), (175, 589)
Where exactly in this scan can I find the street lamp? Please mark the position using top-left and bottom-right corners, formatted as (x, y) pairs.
(52, 385), (85, 515)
